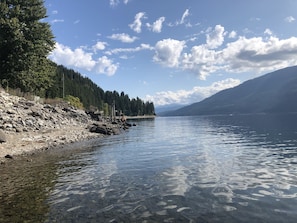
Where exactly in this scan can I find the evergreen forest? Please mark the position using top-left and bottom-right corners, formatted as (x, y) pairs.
(47, 64), (155, 116)
(0, 0), (155, 116)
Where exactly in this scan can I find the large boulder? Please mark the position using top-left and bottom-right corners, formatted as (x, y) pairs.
(89, 123), (120, 135)
(89, 124), (108, 135)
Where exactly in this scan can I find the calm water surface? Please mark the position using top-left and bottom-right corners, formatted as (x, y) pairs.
(1, 114), (297, 222)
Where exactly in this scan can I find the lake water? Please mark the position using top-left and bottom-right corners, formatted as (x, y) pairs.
(1, 114), (297, 222)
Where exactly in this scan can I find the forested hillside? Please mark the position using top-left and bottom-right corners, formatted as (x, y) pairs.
(46, 64), (155, 116)
(0, 0), (154, 116)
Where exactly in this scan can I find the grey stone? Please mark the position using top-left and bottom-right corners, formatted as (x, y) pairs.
(0, 129), (6, 143)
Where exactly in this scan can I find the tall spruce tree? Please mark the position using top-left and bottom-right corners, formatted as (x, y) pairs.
(0, 0), (55, 95)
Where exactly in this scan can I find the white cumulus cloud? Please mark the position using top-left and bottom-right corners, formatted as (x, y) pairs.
(264, 28), (273, 35)
(93, 41), (107, 52)
(206, 24), (226, 49)
(153, 25), (297, 80)
(95, 56), (119, 76)
(49, 43), (118, 76)
(182, 44), (221, 80)
(50, 43), (95, 71)
(221, 36), (297, 73)
(153, 39), (186, 68)
(228, 30), (237, 39)
(145, 78), (241, 106)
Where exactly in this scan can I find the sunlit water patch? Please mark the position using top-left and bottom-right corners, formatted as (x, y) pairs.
(1, 114), (297, 222)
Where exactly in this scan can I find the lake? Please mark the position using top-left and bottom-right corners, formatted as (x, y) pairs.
(1, 114), (297, 222)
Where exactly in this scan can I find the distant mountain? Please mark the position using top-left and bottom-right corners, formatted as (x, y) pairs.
(163, 66), (297, 116)
(155, 103), (186, 115)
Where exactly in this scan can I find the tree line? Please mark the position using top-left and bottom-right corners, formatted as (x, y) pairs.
(47, 65), (155, 116)
(0, 0), (155, 116)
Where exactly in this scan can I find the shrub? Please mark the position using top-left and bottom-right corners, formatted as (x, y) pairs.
(64, 95), (84, 109)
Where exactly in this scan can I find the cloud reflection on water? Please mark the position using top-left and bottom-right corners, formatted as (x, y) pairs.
(156, 115), (297, 207)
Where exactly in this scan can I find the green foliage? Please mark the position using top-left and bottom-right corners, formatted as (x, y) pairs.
(0, 0), (154, 115)
(46, 65), (105, 109)
(103, 103), (109, 116)
(46, 64), (155, 115)
(64, 95), (84, 109)
(0, 0), (55, 95)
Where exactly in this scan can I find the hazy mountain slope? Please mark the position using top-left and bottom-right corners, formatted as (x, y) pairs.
(164, 66), (297, 116)
(155, 104), (186, 115)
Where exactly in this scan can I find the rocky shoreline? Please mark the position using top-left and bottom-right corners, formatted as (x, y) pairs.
(0, 89), (126, 164)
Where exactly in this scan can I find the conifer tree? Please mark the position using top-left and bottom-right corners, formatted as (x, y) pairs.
(0, 0), (55, 95)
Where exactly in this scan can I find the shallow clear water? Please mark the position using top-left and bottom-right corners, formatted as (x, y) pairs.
(1, 114), (297, 222)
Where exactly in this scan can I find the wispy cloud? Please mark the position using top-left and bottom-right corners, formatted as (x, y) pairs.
(105, 43), (153, 55)
(109, 0), (120, 7)
(285, 16), (295, 23)
(180, 9), (190, 24)
(264, 28), (273, 35)
(108, 33), (138, 43)
(129, 12), (146, 33)
(74, 20), (80, 24)
(110, 0), (130, 7)
(51, 19), (64, 24)
(145, 78), (241, 106)
(169, 9), (190, 26)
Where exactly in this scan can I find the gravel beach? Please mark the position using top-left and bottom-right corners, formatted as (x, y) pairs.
(0, 89), (121, 163)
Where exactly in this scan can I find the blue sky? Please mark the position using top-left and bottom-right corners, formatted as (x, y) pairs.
(44, 0), (297, 107)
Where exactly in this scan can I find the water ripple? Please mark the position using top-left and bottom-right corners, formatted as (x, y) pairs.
(2, 115), (297, 222)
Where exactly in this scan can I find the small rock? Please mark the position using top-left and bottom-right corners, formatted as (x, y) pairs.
(4, 123), (13, 129)
(15, 127), (23, 133)
(30, 108), (42, 118)
(0, 129), (6, 143)
(7, 109), (16, 115)
(4, 154), (13, 159)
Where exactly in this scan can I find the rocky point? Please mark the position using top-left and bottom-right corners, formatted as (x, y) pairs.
(0, 89), (126, 163)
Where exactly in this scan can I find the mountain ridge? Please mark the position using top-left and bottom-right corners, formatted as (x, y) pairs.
(163, 66), (297, 116)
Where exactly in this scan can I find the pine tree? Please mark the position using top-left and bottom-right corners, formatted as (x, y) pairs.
(0, 0), (55, 95)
